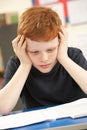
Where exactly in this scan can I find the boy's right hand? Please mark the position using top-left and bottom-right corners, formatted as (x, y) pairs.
(12, 35), (32, 68)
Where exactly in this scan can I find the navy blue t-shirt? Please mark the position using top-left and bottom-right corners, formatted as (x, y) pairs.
(2, 47), (87, 109)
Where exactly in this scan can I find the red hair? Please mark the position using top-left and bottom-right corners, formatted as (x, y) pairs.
(18, 6), (62, 41)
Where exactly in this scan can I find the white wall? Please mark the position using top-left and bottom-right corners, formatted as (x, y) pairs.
(68, 24), (87, 58)
(0, 0), (32, 15)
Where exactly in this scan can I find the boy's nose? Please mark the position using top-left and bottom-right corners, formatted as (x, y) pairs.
(40, 52), (48, 62)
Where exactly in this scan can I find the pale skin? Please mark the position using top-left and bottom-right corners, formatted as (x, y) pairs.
(0, 26), (87, 115)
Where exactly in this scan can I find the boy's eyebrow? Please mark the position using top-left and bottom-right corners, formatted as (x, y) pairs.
(29, 50), (39, 52)
(46, 47), (57, 50)
(27, 46), (57, 52)
(26, 49), (40, 53)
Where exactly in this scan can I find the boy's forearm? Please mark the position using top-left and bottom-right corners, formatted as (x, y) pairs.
(0, 64), (31, 115)
(60, 56), (87, 94)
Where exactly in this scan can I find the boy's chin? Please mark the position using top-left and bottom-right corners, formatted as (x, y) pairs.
(38, 67), (53, 73)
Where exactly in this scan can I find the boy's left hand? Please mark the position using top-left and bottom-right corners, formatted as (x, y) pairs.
(57, 26), (68, 64)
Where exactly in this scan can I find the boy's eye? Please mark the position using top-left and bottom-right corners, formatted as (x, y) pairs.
(31, 51), (39, 54)
(26, 50), (39, 54)
(47, 48), (55, 52)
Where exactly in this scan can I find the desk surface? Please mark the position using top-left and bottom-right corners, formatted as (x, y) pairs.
(11, 115), (87, 130)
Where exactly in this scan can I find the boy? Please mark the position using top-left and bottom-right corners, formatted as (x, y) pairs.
(0, 6), (87, 115)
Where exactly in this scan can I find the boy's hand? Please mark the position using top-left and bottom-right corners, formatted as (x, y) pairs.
(12, 35), (32, 67)
(57, 26), (68, 64)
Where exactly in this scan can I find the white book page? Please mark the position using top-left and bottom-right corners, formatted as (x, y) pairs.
(48, 98), (87, 118)
(0, 98), (87, 129)
(0, 109), (47, 129)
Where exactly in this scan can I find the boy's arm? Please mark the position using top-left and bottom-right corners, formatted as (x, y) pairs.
(0, 64), (31, 115)
(59, 56), (87, 94)
(57, 26), (87, 94)
(0, 35), (32, 115)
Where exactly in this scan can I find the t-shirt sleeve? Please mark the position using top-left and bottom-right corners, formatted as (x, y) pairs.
(2, 56), (20, 87)
(68, 47), (87, 70)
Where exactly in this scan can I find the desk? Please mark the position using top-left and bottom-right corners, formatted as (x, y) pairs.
(10, 112), (87, 130)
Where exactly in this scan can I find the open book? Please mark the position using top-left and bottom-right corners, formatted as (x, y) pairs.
(0, 98), (87, 129)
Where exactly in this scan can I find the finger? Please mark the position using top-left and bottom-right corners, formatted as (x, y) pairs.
(12, 35), (21, 45)
(60, 26), (65, 34)
(22, 40), (27, 50)
(12, 35), (21, 51)
(58, 31), (63, 39)
(62, 26), (68, 34)
(12, 35), (21, 54)
(18, 35), (25, 48)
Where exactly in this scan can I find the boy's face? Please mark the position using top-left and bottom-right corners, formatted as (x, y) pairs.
(26, 37), (59, 73)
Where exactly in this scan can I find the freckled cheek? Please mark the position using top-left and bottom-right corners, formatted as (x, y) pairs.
(45, 53), (56, 62)
(51, 50), (58, 59)
(28, 54), (38, 64)
(27, 53), (34, 62)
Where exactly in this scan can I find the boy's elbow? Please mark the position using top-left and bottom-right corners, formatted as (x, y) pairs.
(82, 85), (87, 95)
(0, 106), (12, 115)
(84, 91), (87, 95)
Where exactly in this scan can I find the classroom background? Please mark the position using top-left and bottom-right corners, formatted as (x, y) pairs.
(0, 0), (87, 111)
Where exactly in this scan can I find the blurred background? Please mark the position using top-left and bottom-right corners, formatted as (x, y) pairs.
(0, 0), (87, 111)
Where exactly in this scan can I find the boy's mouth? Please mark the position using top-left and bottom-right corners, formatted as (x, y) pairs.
(40, 63), (51, 69)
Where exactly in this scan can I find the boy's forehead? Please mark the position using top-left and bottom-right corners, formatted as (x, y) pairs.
(26, 36), (58, 46)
